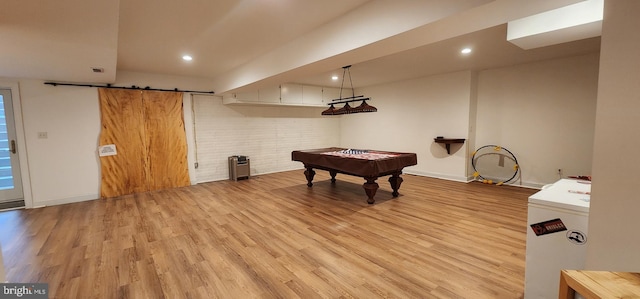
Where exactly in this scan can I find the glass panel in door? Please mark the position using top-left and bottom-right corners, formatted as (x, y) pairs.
(0, 89), (24, 209)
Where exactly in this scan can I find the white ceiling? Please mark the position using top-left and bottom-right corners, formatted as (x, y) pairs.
(0, 0), (600, 94)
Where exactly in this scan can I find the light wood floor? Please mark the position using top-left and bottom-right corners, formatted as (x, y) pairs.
(0, 170), (536, 298)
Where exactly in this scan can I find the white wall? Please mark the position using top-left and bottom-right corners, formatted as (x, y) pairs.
(586, 0), (640, 271)
(192, 95), (340, 182)
(19, 80), (102, 207)
(341, 71), (473, 182)
(6, 71), (341, 207)
(14, 72), (216, 207)
(339, 55), (600, 187)
(476, 53), (599, 187)
(5, 54), (601, 207)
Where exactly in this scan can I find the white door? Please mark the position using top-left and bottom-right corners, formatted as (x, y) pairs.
(0, 89), (24, 209)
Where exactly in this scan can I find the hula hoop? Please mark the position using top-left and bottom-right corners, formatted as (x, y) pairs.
(471, 145), (521, 185)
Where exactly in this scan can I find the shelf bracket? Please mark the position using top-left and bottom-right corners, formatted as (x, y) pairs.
(434, 138), (466, 154)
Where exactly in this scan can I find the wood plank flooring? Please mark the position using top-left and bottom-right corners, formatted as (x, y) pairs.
(0, 170), (537, 298)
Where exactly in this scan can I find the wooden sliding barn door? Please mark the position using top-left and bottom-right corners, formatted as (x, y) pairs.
(98, 89), (148, 197)
(142, 91), (190, 191)
(98, 88), (190, 198)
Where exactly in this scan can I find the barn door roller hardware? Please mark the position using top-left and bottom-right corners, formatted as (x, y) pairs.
(44, 82), (215, 94)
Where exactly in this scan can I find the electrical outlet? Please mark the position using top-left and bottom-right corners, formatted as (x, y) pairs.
(37, 132), (48, 139)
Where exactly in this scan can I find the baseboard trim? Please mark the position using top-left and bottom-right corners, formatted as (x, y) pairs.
(404, 170), (469, 183)
(195, 168), (546, 190)
(31, 194), (99, 208)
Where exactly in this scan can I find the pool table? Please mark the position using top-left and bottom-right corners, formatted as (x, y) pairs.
(291, 147), (418, 204)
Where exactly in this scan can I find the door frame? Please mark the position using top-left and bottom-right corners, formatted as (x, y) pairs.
(0, 80), (33, 208)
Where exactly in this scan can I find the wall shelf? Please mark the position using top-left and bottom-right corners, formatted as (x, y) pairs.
(434, 138), (466, 154)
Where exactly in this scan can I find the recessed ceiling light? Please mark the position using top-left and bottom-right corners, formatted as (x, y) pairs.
(182, 55), (193, 61)
(461, 48), (472, 54)
(331, 75), (339, 81)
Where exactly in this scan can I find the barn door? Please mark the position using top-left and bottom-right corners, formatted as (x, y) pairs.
(98, 88), (190, 198)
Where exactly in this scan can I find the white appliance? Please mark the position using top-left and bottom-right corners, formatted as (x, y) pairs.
(524, 179), (591, 299)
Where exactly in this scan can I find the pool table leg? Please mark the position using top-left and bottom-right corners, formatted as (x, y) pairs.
(304, 167), (316, 187)
(388, 172), (404, 197)
(363, 177), (379, 204)
(329, 170), (337, 183)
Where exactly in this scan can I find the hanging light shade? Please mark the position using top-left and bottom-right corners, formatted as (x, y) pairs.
(321, 104), (337, 115)
(334, 102), (353, 115)
(353, 99), (377, 113)
(321, 65), (376, 116)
